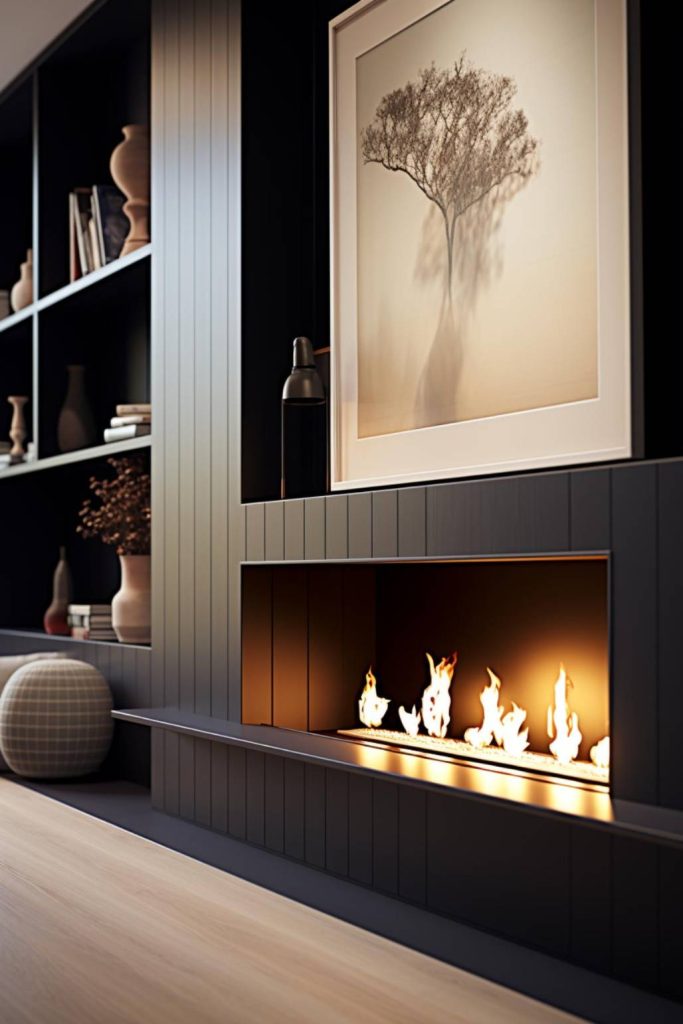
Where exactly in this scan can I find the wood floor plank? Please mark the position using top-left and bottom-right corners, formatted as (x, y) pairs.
(0, 780), (582, 1024)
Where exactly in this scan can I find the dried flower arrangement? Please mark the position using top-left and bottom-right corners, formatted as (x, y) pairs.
(77, 456), (151, 555)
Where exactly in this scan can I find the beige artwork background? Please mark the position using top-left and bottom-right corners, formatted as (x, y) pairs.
(356, 0), (598, 438)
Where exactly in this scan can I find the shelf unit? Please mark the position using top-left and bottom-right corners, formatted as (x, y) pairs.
(0, 0), (151, 647)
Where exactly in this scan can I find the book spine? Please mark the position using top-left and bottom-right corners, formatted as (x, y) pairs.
(110, 415), (152, 426)
(104, 424), (151, 442)
(115, 404), (151, 416)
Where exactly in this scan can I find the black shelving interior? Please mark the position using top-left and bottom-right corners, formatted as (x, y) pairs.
(37, 0), (150, 297)
(0, 448), (150, 634)
(0, 78), (32, 303)
(0, 320), (33, 446)
(38, 256), (150, 458)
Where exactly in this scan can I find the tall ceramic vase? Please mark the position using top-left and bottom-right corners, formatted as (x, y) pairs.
(112, 554), (151, 644)
(43, 547), (72, 636)
(57, 365), (96, 452)
(110, 125), (150, 256)
(10, 249), (33, 312)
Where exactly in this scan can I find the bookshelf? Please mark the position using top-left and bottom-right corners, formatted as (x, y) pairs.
(0, 0), (151, 646)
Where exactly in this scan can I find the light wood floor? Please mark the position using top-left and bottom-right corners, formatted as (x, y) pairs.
(0, 779), (583, 1024)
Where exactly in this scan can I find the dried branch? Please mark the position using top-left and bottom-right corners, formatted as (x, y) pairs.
(77, 456), (151, 556)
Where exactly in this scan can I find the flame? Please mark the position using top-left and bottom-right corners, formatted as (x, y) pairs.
(398, 705), (421, 737)
(500, 702), (530, 756)
(421, 653), (457, 738)
(464, 668), (504, 748)
(547, 664), (582, 763)
(590, 736), (610, 769)
(358, 668), (390, 728)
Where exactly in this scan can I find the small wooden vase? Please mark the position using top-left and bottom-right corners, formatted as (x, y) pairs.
(110, 125), (150, 256)
(44, 546), (72, 636)
(112, 554), (151, 644)
(57, 365), (96, 452)
(10, 249), (33, 312)
(7, 395), (28, 462)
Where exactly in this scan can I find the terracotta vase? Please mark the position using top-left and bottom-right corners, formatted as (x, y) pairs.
(57, 365), (96, 452)
(43, 546), (72, 636)
(7, 395), (28, 461)
(110, 125), (150, 256)
(10, 249), (33, 312)
(112, 554), (151, 644)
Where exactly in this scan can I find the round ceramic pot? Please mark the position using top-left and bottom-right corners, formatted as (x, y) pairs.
(112, 554), (151, 644)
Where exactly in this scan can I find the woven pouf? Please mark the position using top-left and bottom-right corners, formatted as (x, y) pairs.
(0, 658), (113, 778)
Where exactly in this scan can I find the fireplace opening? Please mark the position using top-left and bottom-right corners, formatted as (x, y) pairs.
(242, 557), (609, 790)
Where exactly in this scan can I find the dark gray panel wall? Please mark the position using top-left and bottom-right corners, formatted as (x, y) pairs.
(151, 0), (240, 719)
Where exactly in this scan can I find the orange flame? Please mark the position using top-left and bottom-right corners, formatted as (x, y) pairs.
(547, 664), (582, 763)
(421, 653), (457, 738)
(464, 668), (504, 748)
(590, 736), (610, 769)
(358, 668), (390, 728)
(398, 705), (421, 737)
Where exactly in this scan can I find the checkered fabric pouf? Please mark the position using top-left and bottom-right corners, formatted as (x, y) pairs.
(0, 658), (114, 778)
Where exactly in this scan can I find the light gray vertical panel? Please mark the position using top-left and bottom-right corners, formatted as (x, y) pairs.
(192, 0), (215, 718)
(348, 492), (372, 558)
(265, 502), (285, 561)
(150, 0), (168, 706)
(284, 499), (305, 560)
(152, 0), (181, 708)
(245, 503), (265, 560)
(194, 738), (212, 827)
(150, 729), (165, 810)
(136, 648), (151, 707)
(122, 647), (138, 708)
(372, 490), (398, 557)
(398, 487), (426, 557)
(225, 0), (243, 722)
(304, 497), (326, 560)
(325, 495), (348, 559)
(177, 0), (197, 712)
(164, 730), (180, 816)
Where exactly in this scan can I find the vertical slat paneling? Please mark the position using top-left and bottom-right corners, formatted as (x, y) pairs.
(325, 769), (349, 877)
(272, 567), (308, 729)
(210, 743), (228, 833)
(227, 745), (246, 839)
(304, 763), (326, 867)
(569, 468), (611, 550)
(246, 750), (265, 845)
(659, 845), (683, 1002)
(348, 773), (373, 885)
(177, 0), (197, 713)
(570, 827), (612, 974)
(348, 492), (372, 558)
(372, 491), (398, 557)
(209, 0), (232, 720)
(178, 733), (195, 820)
(241, 567), (273, 725)
(264, 755), (285, 853)
(163, 730), (180, 816)
(398, 786), (426, 905)
(372, 780), (398, 894)
(325, 495), (348, 559)
(265, 502), (285, 561)
(284, 758), (305, 860)
(612, 836), (658, 989)
(194, 738), (212, 827)
(245, 503), (265, 561)
(304, 497), (325, 560)
(192, 0), (214, 717)
(308, 567), (346, 731)
(657, 461), (683, 809)
(611, 465), (658, 802)
(284, 499), (305, 559)
(150, 728), (165, 810)
(398, 487), (426, 558)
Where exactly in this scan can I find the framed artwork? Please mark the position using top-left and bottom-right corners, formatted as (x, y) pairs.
(329, 0), (633, 491)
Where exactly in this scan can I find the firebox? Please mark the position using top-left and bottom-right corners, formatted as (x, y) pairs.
(242, 557), (609, 790)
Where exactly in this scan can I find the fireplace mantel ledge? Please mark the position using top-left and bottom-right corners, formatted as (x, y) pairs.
(113, 707), (683, 848)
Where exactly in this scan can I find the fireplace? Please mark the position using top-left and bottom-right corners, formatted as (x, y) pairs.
(242, 557), (609, 791)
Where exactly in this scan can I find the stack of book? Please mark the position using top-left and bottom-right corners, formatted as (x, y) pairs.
(68, 604), (117, 641)
(104, 404), (151, 443)
(69, 185), (129, 280)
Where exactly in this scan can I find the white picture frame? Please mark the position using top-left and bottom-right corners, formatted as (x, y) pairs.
(329, 0), (632, 491)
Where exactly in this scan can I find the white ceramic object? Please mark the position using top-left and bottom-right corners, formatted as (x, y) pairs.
(10, 249), (33, 312)
(112, 554), (151, 644)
